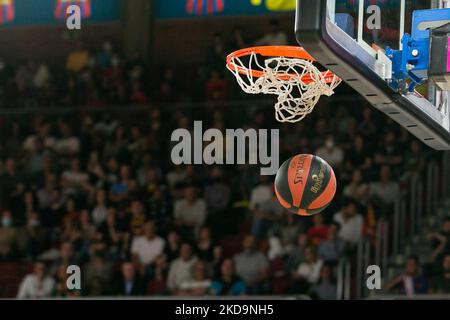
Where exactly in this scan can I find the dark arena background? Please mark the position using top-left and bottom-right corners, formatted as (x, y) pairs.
(0, 0), (449, 304)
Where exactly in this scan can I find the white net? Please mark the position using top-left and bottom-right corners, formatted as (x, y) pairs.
(227, 52), (341, 123)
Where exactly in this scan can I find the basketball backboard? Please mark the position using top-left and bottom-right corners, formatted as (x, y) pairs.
(295, 0), (450, 150)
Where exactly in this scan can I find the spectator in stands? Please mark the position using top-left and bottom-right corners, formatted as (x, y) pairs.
(174, 186), (207, 238)
(285, 232), (308, 275)
(54, 121), (80, 155)
(307, 214), (329, 246)
(210, 258), (246, 296)
(429, 254), (450, 294)
(251, 186), (284, 238)
(17, 261), (55, 299)
(92, 189), (108, 227)
(131, 220), (165, 275)
(428, 217), (450, 266)
(84, 254), (112, 294)
(167, 242), (197, 292)
(249, 175), (273, 216)
(255, 19), (289, 46)
(66, 41), (90, 73)
(164, 230), (180, 263)
(177, 261), (212, 296)
(290, 246), (324, 294)
(196, 226), (215, 263)
(369, 165), (400, 214)
(316, 135), (345, 169)
(318, 222), (344, 265)
(309, 264), (337, 300)
(112, 261), (145, 296)
(233, 235), (269, 294)
(375, 131), (404, 168)
(0, 210), (17, 260)
(343, 169), (369, 205)
(333, 199), (363, 247)
(384, 255), (428, 296)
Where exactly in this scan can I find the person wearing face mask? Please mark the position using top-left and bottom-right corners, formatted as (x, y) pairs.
(315, 135), (344, 169)
(0, 210), (17, 260)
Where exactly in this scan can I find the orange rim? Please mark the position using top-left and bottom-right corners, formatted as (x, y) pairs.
(226, 46), (338, 84)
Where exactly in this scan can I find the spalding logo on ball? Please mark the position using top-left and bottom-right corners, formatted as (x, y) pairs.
(274, 154), (336, 216)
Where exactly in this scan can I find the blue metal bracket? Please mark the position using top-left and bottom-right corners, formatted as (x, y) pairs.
(385, 8), (450, 92)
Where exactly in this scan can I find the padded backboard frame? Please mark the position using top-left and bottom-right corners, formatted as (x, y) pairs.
(295, 0), (450, 150)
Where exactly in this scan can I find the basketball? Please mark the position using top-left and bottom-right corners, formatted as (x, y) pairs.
(274, 154), (336, 216)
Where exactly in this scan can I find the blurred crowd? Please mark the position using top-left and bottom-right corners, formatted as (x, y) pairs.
(0, 19), (447, 299)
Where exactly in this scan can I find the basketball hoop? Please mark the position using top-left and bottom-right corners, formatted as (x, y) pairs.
(226, 46), (341, 123)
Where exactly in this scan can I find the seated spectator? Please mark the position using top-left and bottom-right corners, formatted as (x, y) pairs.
(196, 226), (215, 262)
(285, 233), (308, 275)
(174, 186), (207, 238)
(428, 217), (450, 266)
(205, 70), (229, 102)
(279, 213), (303, 253)
(131, 220), (165, 274)
(255, 19), (289, 46)
(429, 254), (450, 294)
(66, 41), (90, 73)
(167, 242), (197, 292)
(204, 168), (230, 215)
(17, 261), (55, 299)
(164, 230), (180, 263)
(315, 135), (344, 169)
(178, 261), (212, 296)
(251, 186), (284, 238)
(210, 258), (246, 296)
(369, 166), (400, 214)
(54, 121), (80, 156)
(84, 254), (112, 292)
(148, 254), (169, 295)
(61, 158), (91, 196)
(233, 235), (270, 294)
(384, 255), (428, 296)
(110, 165), (137, 203)
(307, 214), (329, 246)
(0, 210), (17, 260)
(309, 264), (337, 300)
(374, 131), (403, 168)
(129, 200), (146, 235)
(343, 169), (369, 205)
(290, 246), (324, 294)
(249, 175), (272, 213)
(112, 262), (145, 296)
(92, 189), (108, 227)
(333, 199), (363, 247)
(318, 223), (344, 265)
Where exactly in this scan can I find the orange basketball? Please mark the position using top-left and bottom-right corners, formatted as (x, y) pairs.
(274, 154), (337, 216)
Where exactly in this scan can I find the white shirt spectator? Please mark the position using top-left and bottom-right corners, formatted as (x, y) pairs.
(179, 279), (212, 291)
(369, 181), (400, 205)
(174, 198), (207, 228)
(167, 257), (197, 290)
(296, 259), (324, 284)
(333, 211), (364, 245)
(131, 235), (165, 265)
(17, 274), (55, 299)
(23, 135), (56, 152)
(54, 136), (80, 154)
(316, 145), (344, 168)
(92, 205), (108, 226)
(249, 184), (272, 211)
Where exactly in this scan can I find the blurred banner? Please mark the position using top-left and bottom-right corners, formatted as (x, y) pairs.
(0, 0), (120, 27)
(54, 0), (91, 20)
(156, 0), (297, 19)
(0, 0), (14, 25)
